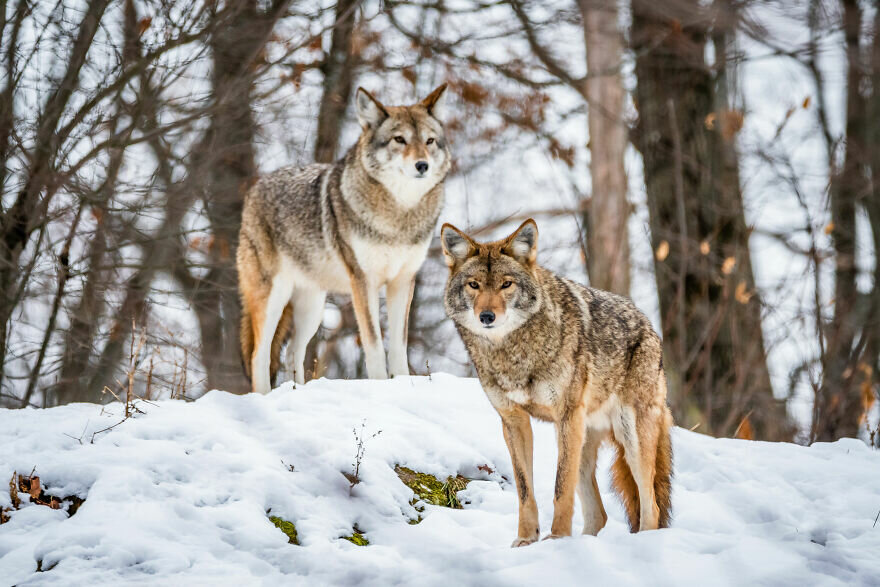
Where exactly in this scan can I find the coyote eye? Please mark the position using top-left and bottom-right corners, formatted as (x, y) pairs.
(468, 281), (479, 290)
(501, 281), (513, 289)
(426, 138), (435, 145)
(393, 136), (406, 144)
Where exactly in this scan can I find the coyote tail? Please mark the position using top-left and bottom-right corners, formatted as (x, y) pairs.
(611, 407), (673, 532)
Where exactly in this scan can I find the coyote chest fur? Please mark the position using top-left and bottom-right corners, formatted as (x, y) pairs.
(238, 85), (450, 392)
(441, 219), (673, 547)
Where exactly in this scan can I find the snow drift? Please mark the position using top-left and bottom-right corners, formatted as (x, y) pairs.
(1, 375), (878, 586)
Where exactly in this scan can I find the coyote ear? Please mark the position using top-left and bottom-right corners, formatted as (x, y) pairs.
(356, 87), (388, 129)
(441, 223), (475, 268)
(503, 219), (538, 265)
(419, 83), (447, 119)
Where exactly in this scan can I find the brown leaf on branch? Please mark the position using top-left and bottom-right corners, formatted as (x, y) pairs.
(735, 281), (752, 304)
(720, 110), (744, 140)
(137, 17), (151, 37)
(721, 256), (736, 275)
(655, 240), (670, 262)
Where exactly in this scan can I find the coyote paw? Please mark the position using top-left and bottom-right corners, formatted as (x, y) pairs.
(542, 534), (567, 541)
(510, 535), (538, 548)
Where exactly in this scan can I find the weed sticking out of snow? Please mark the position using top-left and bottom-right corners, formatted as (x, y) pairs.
(269, 515), (299, 545)
(341, 525), (369, 546)
(1, 470), (84, 524)
(344, 420), (381, 489)
(395, 465), (470, 509)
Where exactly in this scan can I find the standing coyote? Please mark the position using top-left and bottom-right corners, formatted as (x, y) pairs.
(441, 219), (673, 545)
(238, 84), (450, 393)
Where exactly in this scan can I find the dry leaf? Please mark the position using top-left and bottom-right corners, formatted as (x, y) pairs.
(721, 256), (736, 275)
(8, 472), (20, 509)
(28, 476), (41, 500)
(655, 240), (670, 262)
(802, 96), (811, 109)
(704, 112), (716, 130)
(720, 110), (744, 140)
(735, 281), (752, 304)
(735, 416), (754, 440)
(824, 222), (835, 235)
(137, 17), (151, 37)
(401, 67), (417, 86)
(700, 240), (710, 255)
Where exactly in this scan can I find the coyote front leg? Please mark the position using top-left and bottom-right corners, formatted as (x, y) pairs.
(386, 271), (415, 377)
(500, 407), (539, 547)
(348, 271), (388, 379)
(549, 405), (587, 539)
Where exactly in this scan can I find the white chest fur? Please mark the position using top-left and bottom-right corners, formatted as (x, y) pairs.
(349, 234), (430, 284)
(378, 173), (436, 208)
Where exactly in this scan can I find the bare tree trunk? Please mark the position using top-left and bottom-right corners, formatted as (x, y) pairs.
(0, 0), (111, 395)
(314, 0), (361, 164)
(579, 0), (630, 295)
(813, 0), (867, 441)
(186, 0), (290, 393)
(631, 0), (790, 440)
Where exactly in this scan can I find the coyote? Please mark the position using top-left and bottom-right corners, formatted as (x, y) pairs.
(441, 219), (673, 546)
(238, 84), (450, 393)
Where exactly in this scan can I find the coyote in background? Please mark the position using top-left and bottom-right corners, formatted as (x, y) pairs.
(238, 84), (450, 393)
(441, 219), (673, 546)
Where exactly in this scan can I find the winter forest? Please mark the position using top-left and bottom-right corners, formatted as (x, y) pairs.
(2, 0), (878, 444)
(2, 0), (880, 584)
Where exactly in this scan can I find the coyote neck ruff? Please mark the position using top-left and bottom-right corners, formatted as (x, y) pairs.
(441, 219), (673, 547)
(238, 84), (450, 393)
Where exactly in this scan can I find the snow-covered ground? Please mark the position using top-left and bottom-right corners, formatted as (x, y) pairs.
(1, 375), (878, 586)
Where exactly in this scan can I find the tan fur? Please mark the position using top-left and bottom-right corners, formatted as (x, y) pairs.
(441, 219), (674, 546)
(611, 406), (673, 532)
(237, 84), (451, 392)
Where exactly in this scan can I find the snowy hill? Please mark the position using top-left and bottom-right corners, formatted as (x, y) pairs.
(1, 375), (878, 586)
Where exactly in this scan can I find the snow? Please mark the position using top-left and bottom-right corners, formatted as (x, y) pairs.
(1, 375), (878, 586)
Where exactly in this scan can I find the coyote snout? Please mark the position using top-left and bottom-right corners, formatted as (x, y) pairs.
(442, 219), (673, 546)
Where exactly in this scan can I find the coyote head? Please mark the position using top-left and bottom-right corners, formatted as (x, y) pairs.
(441, 219), (542, 341)
(355, 84), (451, 207)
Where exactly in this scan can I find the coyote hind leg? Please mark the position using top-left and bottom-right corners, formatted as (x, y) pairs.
(577, 429), (608, 536)
(251, 272), (294, 394)
(286, 288), (326, 385)
(612, 406), (661, 531)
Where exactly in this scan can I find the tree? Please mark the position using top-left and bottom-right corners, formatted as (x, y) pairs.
(631, 0), (791, 440)
(580, 0), (630, 294)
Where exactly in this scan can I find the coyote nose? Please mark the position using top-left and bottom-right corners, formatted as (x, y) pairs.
(479, 311), (495, 325)
(415, 161), (429, 174)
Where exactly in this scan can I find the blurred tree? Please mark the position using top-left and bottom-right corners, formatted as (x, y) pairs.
(812, 0), (880, 441)
(580, 0), (630, 295)
(631, 0), (792, 440)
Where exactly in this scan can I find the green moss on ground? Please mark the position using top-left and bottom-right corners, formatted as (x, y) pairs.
(269, 515), (299, 545)
(341, 526), (369, 546)
(394, 466), (469, 509)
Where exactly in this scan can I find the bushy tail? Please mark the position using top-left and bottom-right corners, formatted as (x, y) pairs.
(269, 304), (293, 385)
(654, 408), (674, 529)
(611, 408), (674, 532)
(610, 439), (639, 532)
(239, 303), (293, 386)
(240, 307), (254, 382)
